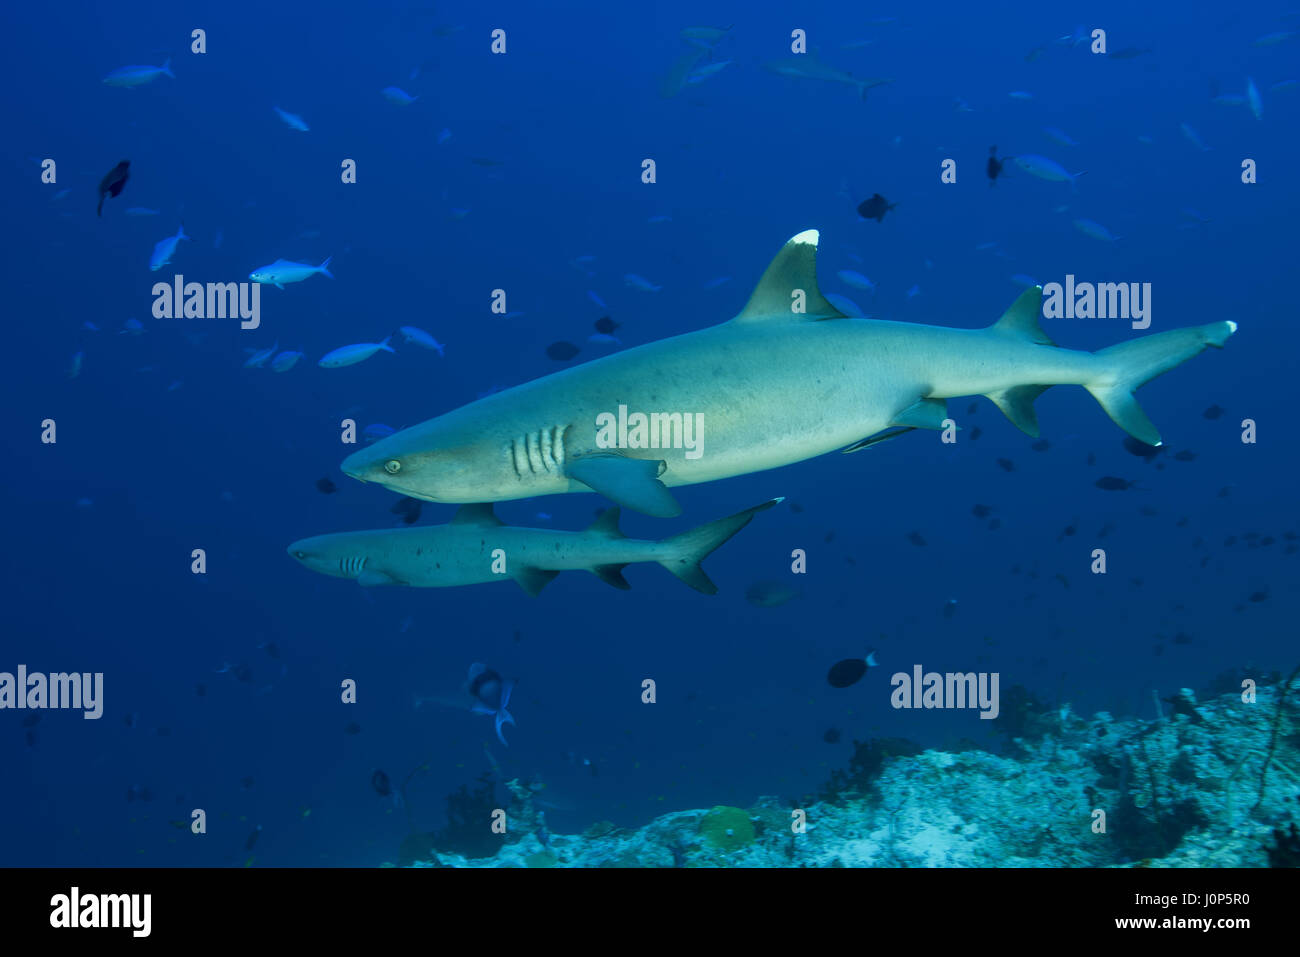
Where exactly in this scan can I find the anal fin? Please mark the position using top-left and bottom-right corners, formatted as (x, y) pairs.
(891, 397), (950, 430)
(987, 385), (1051, 437)
(591, 564), (632, 590)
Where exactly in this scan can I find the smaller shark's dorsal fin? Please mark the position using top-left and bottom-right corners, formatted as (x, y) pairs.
(451, 503), (504, 526)
(991, 286), (1055, 345)
(733, 230), (847, 323)
(586, 508), (625, 538)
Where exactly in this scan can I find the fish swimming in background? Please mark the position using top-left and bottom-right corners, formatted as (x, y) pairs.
(744, 580), (801, 607)
(318, 338), (395, 368)
(389, 496), (422, 524)
(986, 147), (1004, 186)
(836, 270), (876, 292)
(124, 207), (160, 216)
(342, 230), (1236, 516)
(381, 86), (419, 105)
(270, 350), (304, 372)
(826, 651), (879, 688)
(243, 341), (279, 369)
(287, 498), (781, 595)
(1247, 77), (1263, 120)
(398, 326), (445, 354)
(467, 664), (516, 746)
(97, 160), (130, 217)
(856, 193), (897, 222)
(1180, 122), (1211, 152)
(623, 273), (662, 292)
(764, 52), (893, 100)
(249, 257), (334, 288)
(1042, 126), (1078, 147)
(1011, 154), (1086, 188)
(102, 58), (173, 87)
(1073, 218), (1122, 242)
(272, 106), (310, 131)
(149, 223), (189, 271)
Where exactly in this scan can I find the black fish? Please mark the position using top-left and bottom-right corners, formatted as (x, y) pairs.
(315, 477), (338, 494)
(1094, 476), (1137, 490)
(390, 496), (422, 524)
(996, 458), (1015, 472)
(969, 426), (982, 440)
(1122, 436), (1161, 460)
(372, 769), (392, 797)
(907, 531), (927, 546)
(1030, 439), (1050, 452)
(1173, 450), (1197, 462)
(827, 653), (877, 688)
(971, 504), (993, 518)
(1203, 404), (1224, 419)
(986, 146), (1004, 185)
(344, 721), (361, 735)
(594, 316), (619, 334)
(856, 193), (897, 222)
(546, 341), (580, 361)
(97, 160), (130, 217)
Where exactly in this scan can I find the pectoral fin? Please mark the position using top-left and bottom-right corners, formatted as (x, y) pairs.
(357, 569), (404, 586)
(891, 397), (951, 430)
(841, 427), (916, 453)
(567, 453), (681, 517)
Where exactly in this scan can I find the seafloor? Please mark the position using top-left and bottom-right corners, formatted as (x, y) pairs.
(389, 671), (1300, 868)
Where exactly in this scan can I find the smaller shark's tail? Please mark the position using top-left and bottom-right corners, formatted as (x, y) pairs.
(658, 498), (783, 594)
(1086, 321), (1236, 445)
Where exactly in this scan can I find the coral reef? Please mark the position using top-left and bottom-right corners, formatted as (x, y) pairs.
(387, 676), (1299, 868)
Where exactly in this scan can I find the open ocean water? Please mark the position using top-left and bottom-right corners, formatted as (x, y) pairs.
(2, 1), (1297, 873)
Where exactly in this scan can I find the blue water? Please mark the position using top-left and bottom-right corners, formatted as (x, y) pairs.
(2, 0), (1296, 866)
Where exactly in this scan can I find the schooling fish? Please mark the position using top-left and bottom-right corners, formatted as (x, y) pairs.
(103, 58), (173, 87)
(1073, 218), (1121, 242)
(270, 350), (304, 372)
(986, 146), (1004, 186)
(1011, 154), (1086, 188)
(149, 223), (189, 271)
(318, 338), (395, 368)
(249, 257), (334, 288)
(381, 86), (419, 105)
(97, 160), (130, 217)
(398, 326), (445, 354)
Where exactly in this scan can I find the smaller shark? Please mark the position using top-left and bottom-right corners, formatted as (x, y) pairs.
(764, 53), (893, 100)
(288, 497), (780, 596)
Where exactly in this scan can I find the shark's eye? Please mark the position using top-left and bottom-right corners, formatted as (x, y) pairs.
(295, 551), (306, 559)
(384, 460), (401, 474)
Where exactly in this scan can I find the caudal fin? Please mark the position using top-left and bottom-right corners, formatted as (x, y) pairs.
(161, 58), (174, 78)
(318, 256), (334, 279)
(658, 498), (782, 594)
(1086, 321), (1237, 445)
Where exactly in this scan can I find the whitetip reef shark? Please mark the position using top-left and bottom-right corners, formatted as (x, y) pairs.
(343, 229), (1237, 517)
(288, 498), (780, 596)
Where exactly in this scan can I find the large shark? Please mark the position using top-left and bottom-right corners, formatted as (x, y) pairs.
(343, 230), (1236, 517)
(288, 498), (779, 596)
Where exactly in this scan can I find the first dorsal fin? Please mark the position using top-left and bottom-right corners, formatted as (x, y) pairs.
(586, 508), (625, 538)
(732, 229), (847, 323)
(451, 503), (504, 526)
(991, 286), (1054, 345)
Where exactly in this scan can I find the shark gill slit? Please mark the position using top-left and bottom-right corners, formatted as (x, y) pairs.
(509, 425), (567, 479)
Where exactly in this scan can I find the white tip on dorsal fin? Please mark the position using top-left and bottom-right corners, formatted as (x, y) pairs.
(451, 503), (504, 526)
(732, 229), (846, 324)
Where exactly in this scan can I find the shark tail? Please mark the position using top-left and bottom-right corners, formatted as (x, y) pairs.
(1085, 321), (1237, 446)
(161, 57), (174, 78)
(318, 256), (334, 279)
(657, 498), (783, 594)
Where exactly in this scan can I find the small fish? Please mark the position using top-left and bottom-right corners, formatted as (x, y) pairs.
(318, 338), (395, 368)
(623, 273), (662, 292)
(1008, 90), (1033, 100)
(381, 86), (419, 105)
(1254, 31), (1296, 46)
(824, 293), (865, 318)
(996, 458), (1015, 472)
(249, 257), (333, 288)
(468, 664), (516, 746)
(1203, 404), (1224, 419)
(149, 223), (189, 271)
(1247, 77), (1262, 120)
(972, 504), (993, 518)
(587, 290), (608, 309)
(398, 326), (445, 354)
(986, 146), (1004, 185)
(594, 316), (619, 334)
(243, 342), (279, 369)
(906, 284), (920, 299)
(390, 497), (422, 524)
(1180, 123), (1211, 152)
(1173, 450), (1197, 462)
(270, 350), (303, 372)
(1041, 126), (1078, 147)
(1073, 218), (1121, 242)
(856, 193), (897, 222)
(836, 270), (876, 292)
(103, 59), (174, 87)
(703, 276), (732, 289)
(1269, 79), (1298, 92)
(120, 318), (144, 335)
(96, 160), (130, 217)
(437, 128), (452, 144)
(588, 333), (621, 346)
(1031, 439), (1050, 452)
(952, 97), (974, 113)
(273, 106), (310, 131)
(744, 580), (801, 607)
(371, 770), (392, 797)
(1012, 154), (1086, 187)
(1211, 94), (1246, 106)
(1095, 476), (1139, 491)
(907, 530), (927, 547)
(546, 341), (580, 361)
(686, 60), (731, 84)
(66, 351), (84, 379)
(826, 651), (879, 688)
